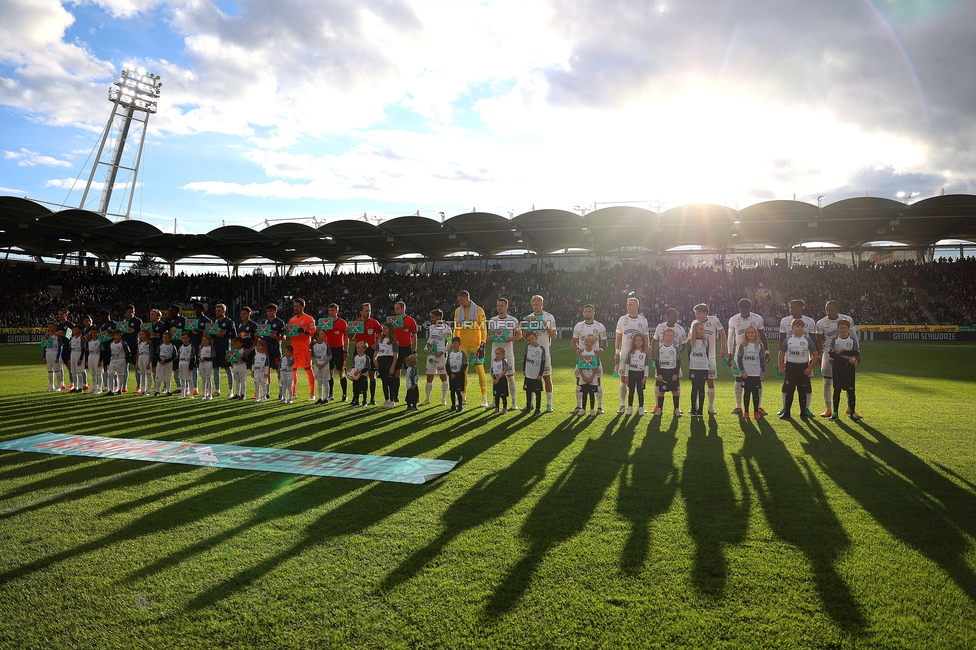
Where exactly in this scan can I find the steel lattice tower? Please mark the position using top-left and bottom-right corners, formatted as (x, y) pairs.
(79, 68), (162, 220)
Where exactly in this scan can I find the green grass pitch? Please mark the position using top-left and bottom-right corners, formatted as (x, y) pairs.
(1, 340), (975, 648)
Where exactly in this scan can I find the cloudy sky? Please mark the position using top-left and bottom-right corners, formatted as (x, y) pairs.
(1, 0), (974, 233)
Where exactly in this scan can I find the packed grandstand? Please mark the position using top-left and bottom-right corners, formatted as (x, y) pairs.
(3, 257), (973, 329)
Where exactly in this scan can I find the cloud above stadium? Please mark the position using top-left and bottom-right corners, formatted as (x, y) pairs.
(1, 0), (974, 231)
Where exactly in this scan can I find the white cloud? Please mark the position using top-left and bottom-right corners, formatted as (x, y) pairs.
(2, 0), (975, 220)
(45, 178), (139, 191)
(0, 0), (115, 126)
(77, 0), (166, 20)
(5, 147), (73, 167)
(0, 185), (27, 194)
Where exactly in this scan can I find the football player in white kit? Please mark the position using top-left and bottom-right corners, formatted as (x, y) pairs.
(423, 309), (453, 406)
(778, 299), (818, 417)
(614, 297), (650, 411)
(815, 300), (857, 417)
(727, 298), (770, 415)
(692, 303), (728, 414)
(651, 307), (688, 357)
(525, 295), (557, 413)
(488, 298), (522, 411)
(572, 304), (608, 414)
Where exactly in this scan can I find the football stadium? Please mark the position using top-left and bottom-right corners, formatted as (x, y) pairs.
(3, 2), (976, 647)
(2, 193), (976, 647)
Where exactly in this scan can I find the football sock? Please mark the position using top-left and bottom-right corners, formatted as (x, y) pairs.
(441, 382), (449, 403)
(546, 391), (553, 407)
(673, 392), (680, 409)
(369, 377), (376, 401)
(823, 378), (833, 410)
(328, 378), (334, 399)
(306, 368), (315, 395)
(508, 376), (518, 407)
(619, 382), (628, 405)
(707, 388), (715, 410)
(340, 376), (347, 397)
(476, 364), (487, 397)
(425, 381), (433, 402)
(734, 381), (743, 408)
(597, 383), (603, 408)
(848, 388), (856, 413)
(576, 386), (583, 408)
(757, 386), (763, 410)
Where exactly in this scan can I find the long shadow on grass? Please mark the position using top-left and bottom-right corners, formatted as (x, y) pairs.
(617, 414), (679, 576)
(0, 468), (266, 587)
(482, 415), (638, 619)
(841, 422), (976, 541)
(681, 415), (750, 597)
(733, 418), (866, 633)
(379, 415), (590, 592)
(180, 412), (524, 609)
(799, 419), (976, 603)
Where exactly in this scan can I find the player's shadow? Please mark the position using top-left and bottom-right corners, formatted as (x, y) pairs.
(733, 418), (866, 633)
(181, 414), (527, 610)
(617, 415), (679, 576)
(0, 468), (266, 587)
(800, 419), (976, 603)
(681, 416), (750, 597)
(840, 421), (976, 542)
(378, 416), (590, 593)
(0, 399), (194, 437)
(482, 416), (637, 619)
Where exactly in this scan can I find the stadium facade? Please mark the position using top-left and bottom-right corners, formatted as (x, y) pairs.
(2, 194), (976, 274)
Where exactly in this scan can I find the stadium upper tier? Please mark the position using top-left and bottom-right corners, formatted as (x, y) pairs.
(2, 195), (976, 263)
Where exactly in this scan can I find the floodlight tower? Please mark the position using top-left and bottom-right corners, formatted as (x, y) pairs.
(79, 68), (162, 220)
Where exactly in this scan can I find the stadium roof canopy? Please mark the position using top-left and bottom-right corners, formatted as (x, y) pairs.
(2, 194), (976, 264)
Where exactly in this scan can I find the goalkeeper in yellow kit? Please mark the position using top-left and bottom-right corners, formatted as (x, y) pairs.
(453, 290), (489, 407)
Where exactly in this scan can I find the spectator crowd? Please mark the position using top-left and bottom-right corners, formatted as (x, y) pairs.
(2, 257), (974, 329)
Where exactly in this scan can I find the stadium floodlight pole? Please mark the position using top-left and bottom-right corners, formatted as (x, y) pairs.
(79, 68), (162, 220)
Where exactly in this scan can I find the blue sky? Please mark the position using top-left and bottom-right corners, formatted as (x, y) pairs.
(2, 0), (975, 235)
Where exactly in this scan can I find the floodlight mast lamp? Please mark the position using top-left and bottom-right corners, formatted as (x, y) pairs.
(80, 68), (162, 220)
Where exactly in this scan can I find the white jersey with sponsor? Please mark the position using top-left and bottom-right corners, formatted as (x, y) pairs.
(727, 312), (765, 355)
(447, 349), (467, 374)
(523, 344), (546, 380)
(351, 353), (370, 373)
(653, 321), (688, 348)
(738, 342), (766, 377)
(312, 341), (332, 365)
(624, 350), (650, 376)
(615, 314), (650, 357)
(779, 315), (817, 336)
(688, 339), (711, 371)
(524, 311), (556, 350)
(375, 338), (397, 358)
(572, 320), (608, 350)
(830, 335), (859, 356)
(816, 314), (857, 341)
(692, 315), (724, 359)
(655, 342), (681, 371)
(425, 322), (453, 357)
(817, 314), (856, 372)
(488, 315), (520, 355)
(490, 358), (510, 379)
(783, 333), (816, 364)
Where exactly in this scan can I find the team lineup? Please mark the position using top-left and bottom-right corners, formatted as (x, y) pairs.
(38, 291), (862, 422)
